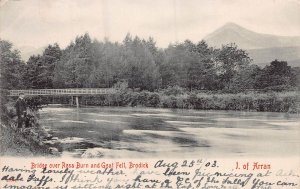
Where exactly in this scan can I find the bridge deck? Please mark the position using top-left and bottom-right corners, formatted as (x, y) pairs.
(8, 88), (116, 96)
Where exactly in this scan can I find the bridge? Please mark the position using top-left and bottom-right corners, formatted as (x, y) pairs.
(8, 88), (116, 107)
(8, 88), (116, 96)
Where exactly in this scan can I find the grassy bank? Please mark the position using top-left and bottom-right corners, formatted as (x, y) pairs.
(0, 123), (51, 156)
(0, 94), (60, 156)
(30, 90), (300, 113)
(159, 91), (299, 113)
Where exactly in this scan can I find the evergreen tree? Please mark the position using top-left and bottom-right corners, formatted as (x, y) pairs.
(0, 39), (24, 89)
(215, 43), (251, 89)
(24, 44), (62, 89)
(255, 60), (295, 90)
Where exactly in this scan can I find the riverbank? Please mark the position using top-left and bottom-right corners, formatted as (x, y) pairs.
(0, 121), (63, 157)
(38, 90), (300, 113)
(0, 100), (61, 157)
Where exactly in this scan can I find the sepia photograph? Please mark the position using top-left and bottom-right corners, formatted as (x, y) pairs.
(0, 0), (299, 188)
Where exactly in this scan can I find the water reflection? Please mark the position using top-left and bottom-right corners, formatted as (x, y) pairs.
(39, 106), (300, 158)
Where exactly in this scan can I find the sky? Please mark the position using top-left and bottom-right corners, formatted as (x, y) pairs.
(0, 0), (300, 49)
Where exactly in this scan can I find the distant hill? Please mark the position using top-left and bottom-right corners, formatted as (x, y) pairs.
(247, 46), (300, 67)
(17, 46), (44, 61)
(204, 22), (300, 67)
(204, 22), (300, 49)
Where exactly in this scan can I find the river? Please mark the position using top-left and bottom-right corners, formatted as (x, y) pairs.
(39, 106), (300, 158)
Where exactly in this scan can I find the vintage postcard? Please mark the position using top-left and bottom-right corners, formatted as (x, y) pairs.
(0, 0), (299, 188)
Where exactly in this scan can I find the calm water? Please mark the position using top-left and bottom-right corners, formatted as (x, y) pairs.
(39, 106), (300, 158)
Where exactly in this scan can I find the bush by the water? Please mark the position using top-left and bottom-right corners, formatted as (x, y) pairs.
(0, 91), (58, 156)
(34, 89), (300, 113)
(158, 91), (299, 113)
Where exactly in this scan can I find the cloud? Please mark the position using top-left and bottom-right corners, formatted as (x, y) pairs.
(0, 0), (299, 48)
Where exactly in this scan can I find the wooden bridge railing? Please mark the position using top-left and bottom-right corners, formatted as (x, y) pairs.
(8, 88), (116, 96)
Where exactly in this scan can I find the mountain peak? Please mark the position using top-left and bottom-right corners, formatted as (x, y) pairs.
(204, 22), (300, 49)
(205, 23), (252, 40)
(222, 22), (244, 29)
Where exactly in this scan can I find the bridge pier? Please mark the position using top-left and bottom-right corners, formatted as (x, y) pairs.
(75, 96), (79, 108)
(70, 96), (79, 108)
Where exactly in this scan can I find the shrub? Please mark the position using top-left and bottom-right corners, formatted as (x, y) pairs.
(162, 86), (185, 96)
(147, 93), (160, 107)
(23, 89), (299, 113)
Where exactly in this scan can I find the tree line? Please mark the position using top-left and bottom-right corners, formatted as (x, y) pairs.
(1, 33), (299, 92)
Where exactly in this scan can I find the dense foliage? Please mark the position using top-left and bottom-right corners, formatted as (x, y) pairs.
(0, 40), (24, 89)
(32, 89), (299, 113)
(1, 34), (298, 92)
